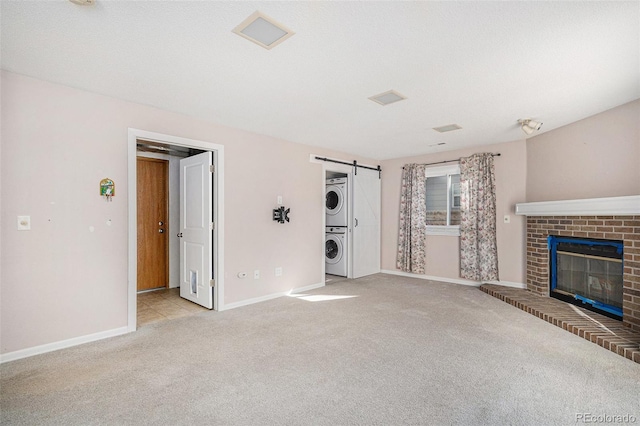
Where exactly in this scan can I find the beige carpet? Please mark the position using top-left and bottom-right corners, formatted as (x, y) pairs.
(2, 273), (639, 425)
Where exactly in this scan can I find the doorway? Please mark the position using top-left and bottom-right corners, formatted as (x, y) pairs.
(317, 157), (381, 285)
(127, 129), (225, 332)
(136, 157), (169, 291)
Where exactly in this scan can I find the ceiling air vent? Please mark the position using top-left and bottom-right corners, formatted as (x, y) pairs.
(232, 11), (295, 50)
(433, 124), (462, 133)
(368, 90), (407, 106)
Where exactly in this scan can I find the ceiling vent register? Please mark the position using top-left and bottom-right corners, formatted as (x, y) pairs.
(233, 11), (295, 50)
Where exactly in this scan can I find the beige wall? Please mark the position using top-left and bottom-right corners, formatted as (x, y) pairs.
(0, 72), (375, 354)
(4, 69), (635, 356)
(380, 140), (528, 284)
(526, 99), (640, 202)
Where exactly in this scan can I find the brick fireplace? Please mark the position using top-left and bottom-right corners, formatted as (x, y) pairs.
(525, 215), (640, 331)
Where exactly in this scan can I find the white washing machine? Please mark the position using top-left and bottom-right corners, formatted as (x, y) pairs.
(326, 177), (348, 227)
(326, 226), (348, 277)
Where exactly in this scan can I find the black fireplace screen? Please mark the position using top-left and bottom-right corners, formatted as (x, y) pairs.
(549, 236), (623, 319)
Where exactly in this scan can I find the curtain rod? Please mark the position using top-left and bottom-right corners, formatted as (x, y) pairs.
(403, 153), (501, 169)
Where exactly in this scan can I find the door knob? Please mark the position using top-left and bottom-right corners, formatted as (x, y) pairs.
(177, 233), (183, 238)
(158, 221), (164, 226)
(158, 229), (164, 233)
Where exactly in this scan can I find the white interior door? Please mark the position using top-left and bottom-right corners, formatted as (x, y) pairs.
(351, 168), (381, 278)
(179, 152), (214, 309)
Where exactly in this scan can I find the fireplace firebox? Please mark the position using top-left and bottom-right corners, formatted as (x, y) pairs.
(548, 236), (623, 319)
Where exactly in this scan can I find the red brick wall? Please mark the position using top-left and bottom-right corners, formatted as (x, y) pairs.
(526, 216), (640, 331)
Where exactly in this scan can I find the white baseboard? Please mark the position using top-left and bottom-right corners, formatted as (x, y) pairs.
(483, 280), (526, 289)
(291, 282), (325, 294)
(380, 269), (526, 289)
(381, 269), (480, 286)
(221, 282), (325, 311)
(0, 326), (131, 364)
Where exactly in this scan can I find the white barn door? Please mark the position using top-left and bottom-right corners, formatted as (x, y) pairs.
(351, 168), (381, 278)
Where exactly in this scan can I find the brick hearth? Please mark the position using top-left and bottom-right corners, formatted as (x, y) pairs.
(480, 284), (640, 364)
(526, 216), (640, 331)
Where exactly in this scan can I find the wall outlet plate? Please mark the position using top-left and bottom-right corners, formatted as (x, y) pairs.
(503, 215), (511, 224)
(275, 267), (283, 276)
(254, 270), (260, 279)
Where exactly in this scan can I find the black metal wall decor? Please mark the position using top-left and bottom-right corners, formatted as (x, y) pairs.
(273, 206), (290, 224)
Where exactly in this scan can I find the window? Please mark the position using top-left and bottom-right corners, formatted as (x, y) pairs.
(425, 164), (461, 236)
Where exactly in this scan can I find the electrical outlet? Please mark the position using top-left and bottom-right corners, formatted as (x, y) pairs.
(504, 215), (511, 224)
(275, 267), (283, 277)
(254, 270), (260, 279)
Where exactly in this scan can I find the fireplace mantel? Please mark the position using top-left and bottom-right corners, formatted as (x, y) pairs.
(515, 195), (640, 217)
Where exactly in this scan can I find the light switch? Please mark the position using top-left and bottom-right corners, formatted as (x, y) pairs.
(277, 196), (283, 205)
(17, 216), (31, 231)
(503, 215), (511, 224)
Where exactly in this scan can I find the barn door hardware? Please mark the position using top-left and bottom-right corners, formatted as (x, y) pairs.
(313, 156), (381, 179)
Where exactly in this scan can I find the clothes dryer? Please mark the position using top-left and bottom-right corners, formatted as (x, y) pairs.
(326, 177), (348, 227)
(325, 226), (348, 277)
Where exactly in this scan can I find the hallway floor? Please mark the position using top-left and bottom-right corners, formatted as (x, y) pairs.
(137, 287), (208, 328)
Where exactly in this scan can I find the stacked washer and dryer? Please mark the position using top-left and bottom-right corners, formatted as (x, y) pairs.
(325, 177), (349, 277)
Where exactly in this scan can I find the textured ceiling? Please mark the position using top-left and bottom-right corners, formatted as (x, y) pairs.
(2, 1), (638, 160)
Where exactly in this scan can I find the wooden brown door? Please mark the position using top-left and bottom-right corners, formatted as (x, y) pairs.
(137, 157), (169, 291)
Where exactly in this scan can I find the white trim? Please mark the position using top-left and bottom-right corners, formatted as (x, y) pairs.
(0, 326), (130, 364)
(380, 270), (526, 289)
(381, 269), (480, 287)
(128, 129), (225, 330)
(483, 280), (527, 289)
(515, 195), (640, 216)
(426, 225), (460, 236)
(292, 282), (326, 294)
(221, 282), (325, 311)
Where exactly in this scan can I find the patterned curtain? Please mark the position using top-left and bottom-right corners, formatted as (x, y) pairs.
(459, 153), (499, 281)
(396, 164), (427, 274)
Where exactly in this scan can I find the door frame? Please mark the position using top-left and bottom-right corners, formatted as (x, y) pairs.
(311, 156), (354, 282)
(127, 129), (225, 332)
(311, 155), (382, 284)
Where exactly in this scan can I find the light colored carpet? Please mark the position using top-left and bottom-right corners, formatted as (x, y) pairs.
(2, 273), (639, 425)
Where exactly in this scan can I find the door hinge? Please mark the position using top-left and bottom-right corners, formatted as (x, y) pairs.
(210, 279), (215, 287)
(209, 165), (215, 173)
(210, 222), (215, 231)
